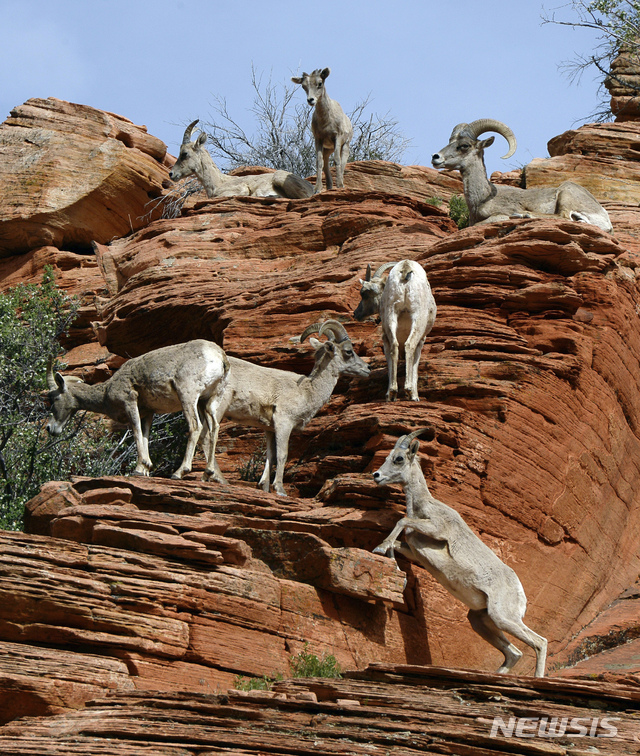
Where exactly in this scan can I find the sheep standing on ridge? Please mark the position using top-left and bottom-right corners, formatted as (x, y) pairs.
(204, 320), (370, 496)
(291, 68), (353, 193)
(431, 118), (612, 231)
(354, 260), (436, 402)
(373, 428), (548, 677)
(46, 340), (229, 481)
(169, 120), (313, 199)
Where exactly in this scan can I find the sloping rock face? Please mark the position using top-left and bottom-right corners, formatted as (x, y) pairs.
(1, 98), (640, 751)
(0, 665), (638, 755)
(0, 98), (169, 255)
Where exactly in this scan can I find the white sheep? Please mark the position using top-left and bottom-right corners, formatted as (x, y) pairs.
(204, 320), (370, 496)
(431, 118), (612, 231)
(354, 260), (436, 402)
(46, 340), (229, 481)
(291, 68), (353, 193)
(169, 120), (314, 199)
(373, 428), (547, 677)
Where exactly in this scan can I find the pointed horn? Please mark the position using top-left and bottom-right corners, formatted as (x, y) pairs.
(364, 263), (372, 282)
(182, 119), (200, 145)
(398, 426), (435, 449)
(465, 119), (517, 159)
(46, 356), (57, 391)
(372, 261), (397, 280)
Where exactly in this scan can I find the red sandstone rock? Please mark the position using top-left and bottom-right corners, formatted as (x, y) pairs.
(0, 98), (169, 254)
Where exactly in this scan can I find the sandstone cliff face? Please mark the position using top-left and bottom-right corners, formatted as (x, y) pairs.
(1, 95), (640, 752)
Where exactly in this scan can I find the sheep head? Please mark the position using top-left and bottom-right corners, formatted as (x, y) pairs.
(291, 68), (330, 107)
(431, 119), (517, 173)
(373, 427), (436, 486)
(300, 319), (370, 379)
(353, 262), (397, 321)
(169, 119), (208, 182)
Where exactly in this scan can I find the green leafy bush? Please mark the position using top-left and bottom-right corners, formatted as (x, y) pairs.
(449, 194), (470, 229)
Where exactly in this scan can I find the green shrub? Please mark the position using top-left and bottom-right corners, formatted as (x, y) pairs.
(289, 644), (342, 679)
(449, 194), (470, 229)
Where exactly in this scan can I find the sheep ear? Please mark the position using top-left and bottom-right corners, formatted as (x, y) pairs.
(308, 337), (322, 349)
(409, 439), (420, 458)
(291, 76), (303, 84)
(196, 132), (207, 147)
(54, 372), (66, 392)
(479, 136), (495, 150)
(321, 67), (330, 80)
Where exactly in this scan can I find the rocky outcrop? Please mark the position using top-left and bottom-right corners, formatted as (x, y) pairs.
(1, 97), (640, 750)
(0, 98), (169, 255)
(0, 665), (638, 755)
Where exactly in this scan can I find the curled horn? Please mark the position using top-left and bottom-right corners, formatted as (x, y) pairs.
(372, 261), (397, 280)
(182, 119), (200, 145)
(46, 356), (57, 391)
(398, 426), (436, 449)
(300, 319), (349, 343)
(465, 118), (517, 160)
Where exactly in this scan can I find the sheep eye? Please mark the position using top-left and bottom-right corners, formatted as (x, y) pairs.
(394, 455), (404, 464)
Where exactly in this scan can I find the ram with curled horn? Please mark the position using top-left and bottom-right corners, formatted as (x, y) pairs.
(169, 119), (314, 200)
(372, 427), (547, 677)
(354, 260), (436, 401)
(204, 319), (370, 496)
(431, 118), (612, 231)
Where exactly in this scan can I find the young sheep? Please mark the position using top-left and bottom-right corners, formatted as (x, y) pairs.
(204, 320), (370, 496)
(291, 68), (353, 193)
(354, 260), (436, 402)
(46, 340), (229, 481)
(169, 120), (314, 199)
(431, 119), (612, 231)
(373, 428), (547, 677)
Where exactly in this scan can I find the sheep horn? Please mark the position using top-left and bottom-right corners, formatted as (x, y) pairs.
(46, 356), (58, 391)
(300, 320), (349, 343)
(372, 261), (397, 280)
(364, 263), (372, 282)
(182, 119), (200, 145)
(465, 119), (517, 160)
(398, 426), (435, 449)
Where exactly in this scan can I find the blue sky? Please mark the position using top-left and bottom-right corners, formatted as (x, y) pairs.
(2, 0), (604, 176)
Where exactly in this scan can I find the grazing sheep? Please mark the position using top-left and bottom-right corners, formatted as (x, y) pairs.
(291, 68), (353, 193)
(354, 260), (436, 401)
(46, 340), (229, 481)
(169, 120), (313, 199)
(431, 118), (612, 231)
(373, 428), (547, 677)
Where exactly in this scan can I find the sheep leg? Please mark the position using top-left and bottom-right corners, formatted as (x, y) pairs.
(404, 334), (426, 402)
(171, 397), (203, 480)
(373, 516), (416, 558)
(467, 608), (523, 674)
(128, 400), (153, 476)
(314, 140), (325, 194)
(485, 609), (548, 677)
(322, 146), (333, 191)
(382, 326), (399, 401)
(201, 396), (227, 484)
(335, 139), (349, 189)
(272, 421), (293, 497)
(257, 431), (276, 492)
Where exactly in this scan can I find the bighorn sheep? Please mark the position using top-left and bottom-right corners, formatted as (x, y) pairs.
(291, 68), (353, 193)
(205, 320), (370, 496)
(46, 340), (229, 481)
(431, 119), (612, 232)
(169, 120), (314, 199)
(354, 260), (436, 402)
(373, 428), (547, 677)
